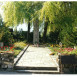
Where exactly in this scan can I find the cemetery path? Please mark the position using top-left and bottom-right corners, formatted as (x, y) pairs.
(15, 46), (58, 67)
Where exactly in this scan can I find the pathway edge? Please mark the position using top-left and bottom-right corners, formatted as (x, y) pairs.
(14, 44), (29, 66)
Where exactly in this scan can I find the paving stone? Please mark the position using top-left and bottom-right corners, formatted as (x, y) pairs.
(16, 46), (58, 67)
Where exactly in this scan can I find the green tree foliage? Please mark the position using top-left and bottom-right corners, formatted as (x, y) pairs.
(2, 1), (43, 44)
(0, 14), (14, 46)
(2, 1), (77, 46)
(0, 14), (4, 40)
(1, 27), (14, 46)
(40, 2), (77, 46)
(2, 1), (43, 26)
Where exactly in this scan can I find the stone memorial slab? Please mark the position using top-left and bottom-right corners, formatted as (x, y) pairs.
(59, 42), (62, 47)
(0, 42), (3, 47)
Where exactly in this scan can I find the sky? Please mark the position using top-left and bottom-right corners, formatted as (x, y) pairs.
(17, 23), (28, 31)
(16, 23), (33, 32)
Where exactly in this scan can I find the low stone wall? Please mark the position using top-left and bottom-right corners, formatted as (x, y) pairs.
(58, 54), (77, 73)
(0, 52), (14, 70)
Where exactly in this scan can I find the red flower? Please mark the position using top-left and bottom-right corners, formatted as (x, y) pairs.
(54, 49), (56, 51)
(5, 46), (8, 47)
(10, 47), (13, 50)
(1, 49), (3, 51)
(13, 44), (14, 47)
(1, 47), (3, 49)
(14, 47), (16, 48)
(4, 47), (5, 50)
(58, 51), (61, 52)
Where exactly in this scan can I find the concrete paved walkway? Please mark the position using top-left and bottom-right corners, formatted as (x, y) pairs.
(16, 46), (57, 67)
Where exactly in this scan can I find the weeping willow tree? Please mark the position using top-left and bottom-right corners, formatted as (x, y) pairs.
(0, 14), (4, 41)
(2, 2), (34, 42)
(40, 2), (61, 43)
(2, 1), (43, 44)
(40, 2), (77, 46)
(3, 1), (77, 46)
(54, 2), (77, 46)
(31, 2), (43, 44)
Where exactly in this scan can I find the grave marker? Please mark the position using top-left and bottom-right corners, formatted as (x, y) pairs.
(0, 42), (3, 47)
(59, 42), (62, 47)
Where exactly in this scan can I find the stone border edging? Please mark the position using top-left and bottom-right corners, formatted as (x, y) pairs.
(14, 44), (29, 66)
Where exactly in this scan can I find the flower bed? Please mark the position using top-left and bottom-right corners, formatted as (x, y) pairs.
(0, 42), (27, 70)
(0, 45), (14, 53)
(49, 46), (77, 65)
(0, 45), (14, 70)
(49, 45), (77, 73)
(49, 47), (77, 55)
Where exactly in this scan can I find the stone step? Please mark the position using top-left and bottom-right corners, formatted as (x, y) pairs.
(15, 69), (60, 74)
(14, 66), (58, 70)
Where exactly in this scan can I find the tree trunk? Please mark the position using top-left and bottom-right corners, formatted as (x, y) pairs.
(43, 20), (48, 43)
(27, 20), (30, 42)
(33, 18), (39, 45)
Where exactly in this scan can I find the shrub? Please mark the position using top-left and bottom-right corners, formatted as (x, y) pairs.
(14, 42), (26, 49)
(13, 42), (27, 57)
(0, 14), (14, 46)
(1, 27), (14, 46)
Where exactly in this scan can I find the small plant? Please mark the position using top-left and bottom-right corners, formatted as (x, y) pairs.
(13, 42), (27, 57)
(14, 42), (26, 49)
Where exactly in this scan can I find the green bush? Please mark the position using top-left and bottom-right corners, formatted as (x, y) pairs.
(0, 27), (14, 46)
(14, 42), (27, 57)
(14, 42), (27, 48)
(14, 50), (21, 57)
